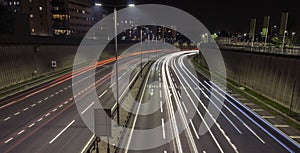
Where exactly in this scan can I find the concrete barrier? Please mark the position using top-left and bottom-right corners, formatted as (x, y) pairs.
(198, 50), (300, 113)
(0, 43), (135, 89)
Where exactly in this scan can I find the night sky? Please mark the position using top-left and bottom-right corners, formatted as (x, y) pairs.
(103, 0), (299, 34)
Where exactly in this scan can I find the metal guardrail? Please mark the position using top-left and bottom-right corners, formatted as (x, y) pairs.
(219, 44), (300, 56)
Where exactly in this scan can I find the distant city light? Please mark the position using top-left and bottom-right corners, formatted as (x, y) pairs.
(95, 3), (102, 6)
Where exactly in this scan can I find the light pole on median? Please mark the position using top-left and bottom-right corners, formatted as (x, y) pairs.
(95, 2), (135, 125)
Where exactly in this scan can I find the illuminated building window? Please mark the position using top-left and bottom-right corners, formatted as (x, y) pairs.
(30, 14), (33, 18)
(31, 28), (35, 33)
(82, 10), (85, 14)
(39, 6), (42, 11)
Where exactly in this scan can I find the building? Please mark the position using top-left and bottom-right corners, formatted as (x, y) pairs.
(2, 0), (105, 38)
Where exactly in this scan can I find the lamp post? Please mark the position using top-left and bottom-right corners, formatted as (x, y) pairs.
(282, 30), (287, 51)
(95, 2), (135, 125)
(291, 32), (296, 47)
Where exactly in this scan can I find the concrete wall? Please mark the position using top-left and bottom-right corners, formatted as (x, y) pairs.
(0, 45), (78, 87)
(0, 43), (135, 89)
(198, 50), (300, 113)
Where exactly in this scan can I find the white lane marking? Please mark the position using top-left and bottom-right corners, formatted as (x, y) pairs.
(290, 136), (300, 139)
(252, 109), (263, 112)
(31, 104), (36, 107)
(159, 90), (162, 98)
(274, 125), (290, 128)
(50, 94), (54, 97)
(64, 101), (68, 104)
(60, 90), (63, 92)
(159, 82), (162, 88)
(243, 123), (265, 143)
(262, 116), (275, 119)
(52, 108), (57, 112)
(69, 98), (73, 101)
(160, 101), (163, 113)
(68, 85), (71, 88)
(161, 118), (166, 139)
(28, 123), (35, 128)
(18, 130), (25, 135)
(189, 119), (200, 139)
(4, 117), (11, 121)
(174, 83), (178, 89)
(23, 107), (29, 111)
(38, 100), (43, 104)
(44, 97), (49, 100)
(5, 138), (13, 144)
(49, 120), (75, 144)
(14, 112), (20, 116)
(172, 77), (175, 82)
(59, 105), (63, 108)
(37, 118), (43, 122)
(181, 102), (188, 113)
(81, 102), (95, 115)
(45, 113), (51, 117)
(64, 87), (68, 90)
(109, 82), (116, 88)
(159, 77), (161, 82)
(98, 90), (108, 98)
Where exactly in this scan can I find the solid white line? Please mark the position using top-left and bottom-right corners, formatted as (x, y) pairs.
(14, 112), (20, 116)
(18, 130), (25, 135)
(98, 90), (107, 98)
(190, 119), (200, 139)
(49, 120), (75, 144)
(31, 104), (36, 107)
(162, 118), (166, 139)
(243, 123), (265, 143)
(181, 102), (188, 113)
(160, 101), (163, 113)
(4, 117), (11, 121)
(28, 123), (35, 128)
(23, 107), (29, 111)
(5, 138), (13, 144)
(81, 102), (95, 115)
(80, 135), (95, 153)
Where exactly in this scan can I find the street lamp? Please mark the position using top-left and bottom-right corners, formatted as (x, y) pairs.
(95, 2), (135, 125)
(282, 30), (288, 51)
(291, 32), (296, 47)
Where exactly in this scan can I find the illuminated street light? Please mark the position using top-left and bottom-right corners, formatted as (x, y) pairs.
(95, 2), (135, 126)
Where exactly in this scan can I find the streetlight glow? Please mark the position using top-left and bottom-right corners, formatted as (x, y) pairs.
(128, 4), (135, 7)
(95, 3), (102, 6)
